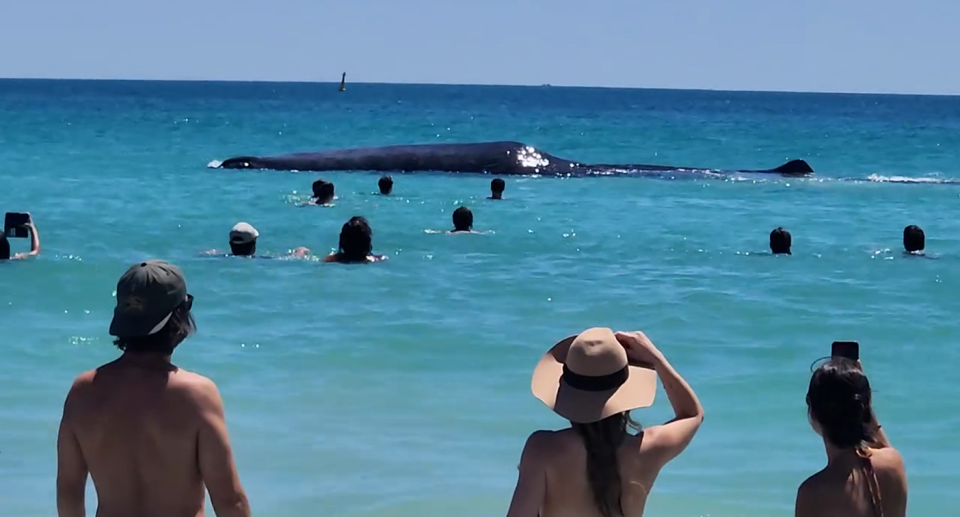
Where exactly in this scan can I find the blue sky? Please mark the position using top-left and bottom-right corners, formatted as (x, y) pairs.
(1, 0), (957, 94)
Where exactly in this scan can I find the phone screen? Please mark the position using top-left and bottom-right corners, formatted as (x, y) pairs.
(831, 341), (859, 361)
(4, 212), (30, 239)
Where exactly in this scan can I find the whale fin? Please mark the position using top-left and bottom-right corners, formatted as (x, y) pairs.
(771, 159), (813, 175)
(219, 157), (259, 169)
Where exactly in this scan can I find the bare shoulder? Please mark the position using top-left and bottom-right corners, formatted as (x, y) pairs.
(870, 447), (907, 480)
(794, 470), (828, 516)
(64, 370), (97, 401)
(171, 370), (223, 406)
(871, 446), (905, 468)
(797, 469), (828, 495)
(521, 430), (560, 457)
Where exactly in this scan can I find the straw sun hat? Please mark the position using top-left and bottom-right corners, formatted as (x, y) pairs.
(531, 327), (658, 424)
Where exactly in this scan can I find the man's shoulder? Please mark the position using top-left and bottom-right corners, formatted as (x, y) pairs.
(171, 369), (219, 394)
(64, 369), (97, 399)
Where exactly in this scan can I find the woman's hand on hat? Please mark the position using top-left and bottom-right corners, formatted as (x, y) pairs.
(614, 331), (664, 366)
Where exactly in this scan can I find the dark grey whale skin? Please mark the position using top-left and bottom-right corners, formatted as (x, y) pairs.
(217, 141), (814, 177)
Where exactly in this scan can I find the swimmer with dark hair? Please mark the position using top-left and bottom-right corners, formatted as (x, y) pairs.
(301, 179), (335, 206)
(770, 227), (792, 255)
(490, 178), (505, 199)
(378, 175), (393, 195)
(903, 225), (924, 255)
(449, 206), (485, 235)
(324, 216), (387, 263)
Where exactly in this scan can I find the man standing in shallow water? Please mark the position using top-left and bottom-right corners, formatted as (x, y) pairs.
(56, 260), (251, 517)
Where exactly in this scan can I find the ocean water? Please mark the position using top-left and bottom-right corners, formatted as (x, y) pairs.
(1, 80), (959, 517)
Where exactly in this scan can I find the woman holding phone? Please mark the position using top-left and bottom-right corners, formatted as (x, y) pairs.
(796, 349), (907, 517)
(0, 212), (40, 260)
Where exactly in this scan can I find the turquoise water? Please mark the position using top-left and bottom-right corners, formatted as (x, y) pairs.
(1, 80), (959, 516)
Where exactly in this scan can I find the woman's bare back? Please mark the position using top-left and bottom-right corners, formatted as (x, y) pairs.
(529, 424), (687, 517)
(795, 447), (907, 517)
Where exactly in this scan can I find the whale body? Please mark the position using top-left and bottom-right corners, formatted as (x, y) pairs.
(216, 141), (814, 177)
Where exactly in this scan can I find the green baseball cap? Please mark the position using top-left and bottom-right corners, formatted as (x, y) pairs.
(109, 260), (190, 338)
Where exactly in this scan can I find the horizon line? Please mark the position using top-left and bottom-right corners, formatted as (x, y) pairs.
(1, 75), (958, 98)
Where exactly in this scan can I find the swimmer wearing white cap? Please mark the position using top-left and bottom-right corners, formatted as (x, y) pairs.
(221, 222), (310, 259)
(228, 222), (260, 256)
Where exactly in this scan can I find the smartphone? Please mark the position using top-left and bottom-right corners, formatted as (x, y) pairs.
(3, 212), (30, 239)
(831, 341), (859, 361)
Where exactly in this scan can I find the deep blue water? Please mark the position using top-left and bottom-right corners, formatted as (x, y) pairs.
(1, 79), (958, 516)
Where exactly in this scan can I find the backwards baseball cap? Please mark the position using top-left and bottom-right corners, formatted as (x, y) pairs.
(229, 222), (259, 245)
(109, 260), (191, 338)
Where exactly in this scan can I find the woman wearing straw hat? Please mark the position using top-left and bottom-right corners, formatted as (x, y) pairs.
(505, 327), (704, 517)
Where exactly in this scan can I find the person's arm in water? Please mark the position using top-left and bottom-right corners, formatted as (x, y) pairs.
(504, 430), (549, 517)
(616, 331), (704, 467)
(14, 215), (40, 259)
(56, 378), (89, 517)
(195, 378), (252, 517)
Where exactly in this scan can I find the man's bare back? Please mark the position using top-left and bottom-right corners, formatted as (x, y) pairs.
(58, 257), (249, 517)
(57, 356), (250, 517)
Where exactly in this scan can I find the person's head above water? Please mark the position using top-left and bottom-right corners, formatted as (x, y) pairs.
(490, 178), (505, 199)
(452, 206), (473, 232)
(229, 222), (259, 256)
(0, 234), (9, 260)
(109, 260), (196, 356)
(312, 179), (335, 203)
(806, 357), (877, 450)
(903, 225), (924, 253)
(770, 227), (792, 255)
(378, 175), (393, 195)
(338, 216), (373, 262)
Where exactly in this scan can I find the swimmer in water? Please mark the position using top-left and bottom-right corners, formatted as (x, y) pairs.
(490, 178), (505, 200)
(903, 225), (924, 255)
(450, 206), (483, 234)
(303, 179), (335, 206)
(770, 227), (792, 255)
(324, 216), (387, 263)
(202, 222), (310, 259)
(378, 175), (393, 195)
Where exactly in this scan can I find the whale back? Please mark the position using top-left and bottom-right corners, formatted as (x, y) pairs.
(771, 159), (814, 175)
(215, 142), (814, 177)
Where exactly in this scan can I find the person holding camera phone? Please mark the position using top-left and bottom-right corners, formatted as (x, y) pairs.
(796, 341), (907, 517)
(1, 212), (41, 261)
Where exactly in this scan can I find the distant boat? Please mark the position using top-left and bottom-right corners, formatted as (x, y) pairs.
(339, 73), (346, 92)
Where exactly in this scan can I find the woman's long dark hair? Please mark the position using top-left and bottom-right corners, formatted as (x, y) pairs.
(806, 358), (885, 516)
(806, 358), (876, 449)
(571, 412), (641, 517)
(338, 216), (373, 262)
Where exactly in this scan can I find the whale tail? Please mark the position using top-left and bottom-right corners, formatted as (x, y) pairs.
(219, 157), (259, 169)
(771, 159), (814, 175)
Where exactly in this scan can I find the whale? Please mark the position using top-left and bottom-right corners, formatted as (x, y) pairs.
(215, 141), (814, 177)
